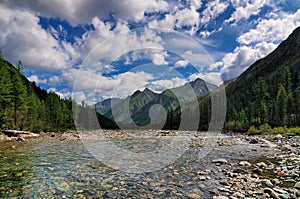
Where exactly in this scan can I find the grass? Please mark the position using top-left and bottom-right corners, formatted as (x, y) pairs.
(246, 124), (300, 136)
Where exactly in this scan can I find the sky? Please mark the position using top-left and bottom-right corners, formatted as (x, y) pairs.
(0, 0), (300, 104)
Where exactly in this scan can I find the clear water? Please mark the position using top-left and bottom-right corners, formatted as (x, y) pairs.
(0, 135), (277, 198)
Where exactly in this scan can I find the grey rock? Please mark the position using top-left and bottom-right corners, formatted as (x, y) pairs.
(249, 139), (259, 144)
(199, 176), (206, 181)
(264, 188), (274, 194)
(271, 178), (281, 185)
(239, 161), (251, 167)
(263, 179), (274, 187)
(294, 181), (300, 189)
(252, 168), (262, 175)
(233, 168), (248, 174)
(17, 136), (25, 142)
(278, 193), (289, 199)
(214, 196), (229, 199)
(212, 159), (228, 164)
(256, 162), (267, 168)
(273, 188), (288, 195)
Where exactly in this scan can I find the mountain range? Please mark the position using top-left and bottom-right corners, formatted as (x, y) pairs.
(95, 78), (216, 129)
(96, 26), (300, 131)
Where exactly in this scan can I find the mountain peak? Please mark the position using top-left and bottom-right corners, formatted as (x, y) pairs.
(143, 88), (154, 94)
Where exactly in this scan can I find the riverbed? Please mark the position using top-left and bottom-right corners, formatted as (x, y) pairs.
(0, 132), (299, 198)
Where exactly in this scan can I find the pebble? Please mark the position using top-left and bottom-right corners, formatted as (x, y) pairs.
(249, 139), (259, 144)
(187, 193), (201, 199)
(239, 161), (251, 167)
(256, 162), (267, 168)
(294, 181), (300, 189)
(214, 196), (229, 199)
(263, 179), (274, 187)
(271, 178), (280, 185)
(233, 168), (248, 174)
(212, 159), (228, 164)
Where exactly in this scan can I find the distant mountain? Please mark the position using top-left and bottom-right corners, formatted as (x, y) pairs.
(96, 78), (216, 128)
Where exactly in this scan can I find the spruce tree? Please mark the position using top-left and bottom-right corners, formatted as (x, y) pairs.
(276, 84), (288, 126)
(0, 61), (13, 128)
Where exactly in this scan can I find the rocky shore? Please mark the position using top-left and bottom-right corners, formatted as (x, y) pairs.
(0, 130), (40, 141)
(209, 134), (300, 199)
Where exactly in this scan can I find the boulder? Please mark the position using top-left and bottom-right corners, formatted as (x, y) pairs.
(212, 159), (228, 164)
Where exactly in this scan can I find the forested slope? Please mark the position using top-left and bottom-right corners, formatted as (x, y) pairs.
(0, 51), (74, 132)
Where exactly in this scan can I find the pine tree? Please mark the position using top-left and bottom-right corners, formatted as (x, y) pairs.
(0, 61), (13, 128)
(11, 72), (27, 128)
(276, 84), (287, 126)
(77, 101), (90, 129)
(45, 92), (61, 128)
(251, 77), (269, 125)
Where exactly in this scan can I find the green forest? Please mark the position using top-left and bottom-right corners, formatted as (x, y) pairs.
(0, 50), (75, 132)
(226, 67), (300, 133)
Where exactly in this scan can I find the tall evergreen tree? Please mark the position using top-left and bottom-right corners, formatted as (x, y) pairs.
(276, 84), (288, 126)
(251, 77), (269, 125)
(0, 60), (13, 127)
(11, 71), (27, 128)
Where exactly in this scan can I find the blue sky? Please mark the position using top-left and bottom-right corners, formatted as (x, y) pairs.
(0, 0), (300, 103)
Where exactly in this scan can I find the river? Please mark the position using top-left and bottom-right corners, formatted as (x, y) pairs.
(0, 133), (298, 198)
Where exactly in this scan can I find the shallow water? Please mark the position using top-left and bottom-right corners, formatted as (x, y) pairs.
(0, 134), (276, 198)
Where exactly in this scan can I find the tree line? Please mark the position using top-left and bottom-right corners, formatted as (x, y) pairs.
(0, 51), (74, 132)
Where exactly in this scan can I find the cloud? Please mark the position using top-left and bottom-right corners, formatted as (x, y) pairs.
(152, 51), (168, 65)
(237, 9), (300, 45)
(63, 68), (154, 100)
(186, 0), (202, 9)
(0, 4), (76, 70)
(189, 72), (223, 86)
(209, 61), (223, 71)
(226, 0), (268, 23)
(28, 75), (47, 84)
(174, 60), (189, 68)
(175, 7), (200, 28)
(79, 22), (165, 66)
(148, 14), (176, 30)
(149, 77), (187, 93)
(181, 50), (214, 69)
(2, 0), (169, 26)
(220, 42), (277, 80)
(148, 4), (200, 35)
(49, 76), (62, 86)
(201, 0), (229, 24)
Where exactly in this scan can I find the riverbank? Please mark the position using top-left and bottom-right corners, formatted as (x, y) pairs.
(208, 133), (300, 198)
(0, 130), (40, 141)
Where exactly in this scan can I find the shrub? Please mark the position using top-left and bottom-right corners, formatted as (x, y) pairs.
(247, 126), (260, 135)
(258, 124), (272, 135)
(289, 127), (300, 135)
(272, 127), (289, 135)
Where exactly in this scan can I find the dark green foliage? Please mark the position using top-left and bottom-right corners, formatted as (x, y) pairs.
(0, 54), (76, 132)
